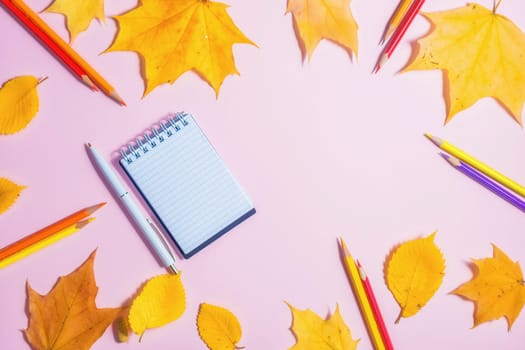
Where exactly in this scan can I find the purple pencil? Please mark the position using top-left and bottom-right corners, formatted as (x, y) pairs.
(440, 153), (525, 212)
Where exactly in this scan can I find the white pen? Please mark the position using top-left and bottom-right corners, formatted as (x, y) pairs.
(86, 143), (178, 273)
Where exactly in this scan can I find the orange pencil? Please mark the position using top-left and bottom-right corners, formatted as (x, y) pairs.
(357, 260), (394, 350)
(0, 202), (105, 260)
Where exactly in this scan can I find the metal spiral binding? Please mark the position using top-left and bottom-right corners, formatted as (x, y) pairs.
(120, 112), (189, 164)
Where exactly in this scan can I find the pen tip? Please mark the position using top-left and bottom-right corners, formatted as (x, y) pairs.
(87, 142), (92, 147)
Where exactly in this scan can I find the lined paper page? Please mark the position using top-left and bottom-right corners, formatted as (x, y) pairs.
(120, 115), (254, 257)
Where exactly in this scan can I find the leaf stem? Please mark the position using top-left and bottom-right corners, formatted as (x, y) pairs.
(493, 0), (502, 13)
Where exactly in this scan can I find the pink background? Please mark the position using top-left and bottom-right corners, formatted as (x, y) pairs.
(1, 0), (525, 349)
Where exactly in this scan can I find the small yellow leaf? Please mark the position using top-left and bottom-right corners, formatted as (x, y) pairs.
(0, 76), (42, 134)
(44, 0), (105, 42)
(128, 273), (186, 338)
(453, 244), (525, 330)
(0, 178), (25, 215)
(403, 4), (525, 125)
(287, 303), (359, 350)
(287, 0), (358, 60)
(385, 231), (445, 321)
(197, 303), (243, 350)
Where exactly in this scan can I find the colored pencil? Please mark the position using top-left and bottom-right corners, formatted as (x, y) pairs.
(1, 0), (125, 105)
(374, 0), (425, 73)
(0, 202), (105, 261)
(0, 218), (95, 269)
(1, 0), (96, 90)
(339, 238), (386, 350)
(440, 153), (525, 212)
(356, 260), (394, 350)
(381, 0), (414, 44)
(425, 134), (525, 197)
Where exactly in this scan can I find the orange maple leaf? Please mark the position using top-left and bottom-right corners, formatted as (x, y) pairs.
(106, 0), (255, 96)
(24, 250), (121, 350)
(286, 0), (358, 60)
(453, 244), (525, 330)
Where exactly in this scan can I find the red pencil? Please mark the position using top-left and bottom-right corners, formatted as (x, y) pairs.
(357, 260), (394, 350)
(374, 0), (425, 73)
(0, 0), (97, 90)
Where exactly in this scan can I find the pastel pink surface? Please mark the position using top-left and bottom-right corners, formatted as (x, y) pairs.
(1, 0), (525, 349)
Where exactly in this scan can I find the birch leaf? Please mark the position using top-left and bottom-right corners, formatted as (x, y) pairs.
(24, 250), (121, 350)
(287, 303), (359, 350)
(0, 76), (42, 134)
(385, 231), (445, 321)
(197, 303), (243, 350)
(453, 244), (525, 330)
(287, 0), (358, 60)
(403, 3), (525, 125)
(0, 178), (25, 215)
(106, 0), (256, 96)
(128, 273), (186, 338)
(44, 0), (105, 42)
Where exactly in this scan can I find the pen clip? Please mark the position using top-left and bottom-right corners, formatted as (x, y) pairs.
(146, 218), (178, 262)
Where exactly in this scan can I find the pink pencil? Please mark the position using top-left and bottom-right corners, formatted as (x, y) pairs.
(374, 0), (425, 73)
(357, 260), (394, 350)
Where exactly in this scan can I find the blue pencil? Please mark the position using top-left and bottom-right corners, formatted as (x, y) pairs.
(440, 153), (525, 212)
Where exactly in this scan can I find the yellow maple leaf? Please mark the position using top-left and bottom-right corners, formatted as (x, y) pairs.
(24, 250), (121, 350)
(385, 231), (445, 321)
(453, 244), (525, 330)
(0, 76), (44, 134)
(0, 178), (25, 215)
(286, 0), (358, 60)
(403, 3), (525, 125)
(128, 273), (186, 339)
(197, 303), (243, 350)
(44, 0), (105, 42)
(287, 303), (359, 350)
(106, 0), (255, 96)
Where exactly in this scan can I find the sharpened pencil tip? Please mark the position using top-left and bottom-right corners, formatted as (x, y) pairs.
(76, 218), (96, 229)
(87, 142), (92, 148)
(424, 133), (443, 147)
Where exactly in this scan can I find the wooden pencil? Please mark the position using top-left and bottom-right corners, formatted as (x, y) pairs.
(357, 260), (394, 350)
(339, 238), (386, 350)
(381, 0), (414, 44)
(374, 0), (425, 72)
(0, 218), (95, 269)
(2, 0), (126, 105)
(1, 0), (96, 90)
(0, 202), (105, 261)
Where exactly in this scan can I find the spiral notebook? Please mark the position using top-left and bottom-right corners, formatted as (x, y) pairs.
(119, 112), (255, 258)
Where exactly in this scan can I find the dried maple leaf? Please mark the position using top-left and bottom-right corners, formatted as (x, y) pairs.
(0, 76), (44, 135)
(106, 0), (255, 96)
(453, 244), (525, 330)
(128, 273), (186, 339)
(287, 0), (358, 60)
(403, 3), (525, 125)
(24, 250), (121, 350)
(0, 177), (25, 215)
(197, 303), (242, 350)
(287, 303), (359, 350)
(44, 0), (105, 42)
(385, 231), (445, 321)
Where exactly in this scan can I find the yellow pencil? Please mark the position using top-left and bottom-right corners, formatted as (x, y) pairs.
(381, 0), (414, 43)
(8, 0), (125, 105)
(338, 238), (386, 350)
(0, 218), (95, 269)
(425, 134), (525, 197)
